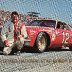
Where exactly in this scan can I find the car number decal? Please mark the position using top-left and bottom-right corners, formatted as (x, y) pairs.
(62, 32), (70, 44)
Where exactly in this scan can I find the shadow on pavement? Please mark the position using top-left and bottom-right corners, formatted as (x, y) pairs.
(45, 48), (71, 52)
(0, 46), (72, 55)
(21, 46), (71, 53)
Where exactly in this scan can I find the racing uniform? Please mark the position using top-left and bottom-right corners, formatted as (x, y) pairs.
(1, 19), (28, 54)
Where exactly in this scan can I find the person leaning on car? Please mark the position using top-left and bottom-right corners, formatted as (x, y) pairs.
(1, 11), (28, 55)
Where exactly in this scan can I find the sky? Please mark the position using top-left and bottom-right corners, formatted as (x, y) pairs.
(0, 0), (72, 24)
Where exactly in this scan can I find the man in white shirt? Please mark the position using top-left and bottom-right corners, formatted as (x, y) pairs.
(1, 11), (28, 55)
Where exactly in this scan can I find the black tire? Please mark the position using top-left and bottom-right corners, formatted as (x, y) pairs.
(69, 45), (72, 51)
(35, 32), (48, 52)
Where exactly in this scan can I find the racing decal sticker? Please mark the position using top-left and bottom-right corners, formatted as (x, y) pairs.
(30, 30), (36, 37)
(52, 33), (56, 41)
(62, 32), (70, 44)
(48, 30), (52, 33)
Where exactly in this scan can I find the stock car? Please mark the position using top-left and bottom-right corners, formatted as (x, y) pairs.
(24, 19), (72, 52)
(0, 19), (72, 53)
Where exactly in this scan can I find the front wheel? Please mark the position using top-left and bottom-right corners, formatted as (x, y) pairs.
(35, 32), (48, 52)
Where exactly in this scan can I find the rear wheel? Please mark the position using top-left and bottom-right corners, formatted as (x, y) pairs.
(69, 45), (72, 51)
(35, 32), (49, 52)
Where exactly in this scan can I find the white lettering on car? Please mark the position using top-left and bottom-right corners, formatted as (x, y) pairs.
(62, 32), (70, 44)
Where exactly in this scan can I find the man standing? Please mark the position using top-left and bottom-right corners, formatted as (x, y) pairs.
(1, 11), (28, 55)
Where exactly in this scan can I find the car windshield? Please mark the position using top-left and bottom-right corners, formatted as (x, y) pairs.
(29, 20), (41, 26)
(29, 20), (56, 28)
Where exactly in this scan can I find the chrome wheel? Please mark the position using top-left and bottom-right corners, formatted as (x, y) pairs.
(38, 36), (46, 51)
(35, 32), (48, 52)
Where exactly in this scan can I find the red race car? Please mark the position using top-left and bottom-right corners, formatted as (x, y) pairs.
(24, 19), (72, 52)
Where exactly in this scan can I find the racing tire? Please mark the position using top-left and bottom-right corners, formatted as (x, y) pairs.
(35, 32), (48, 53)
(69, 45), (72, 51)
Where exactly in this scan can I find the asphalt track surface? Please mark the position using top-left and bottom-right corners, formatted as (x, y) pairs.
(0, 47), (72, 72)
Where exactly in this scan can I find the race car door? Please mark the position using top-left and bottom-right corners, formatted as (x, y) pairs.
(61, 23), (71, 46)
(52, 21), (70, 47)
(54, 21), (71, 47)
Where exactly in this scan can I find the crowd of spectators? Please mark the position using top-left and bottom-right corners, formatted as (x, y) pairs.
(0, 10), (43, 26)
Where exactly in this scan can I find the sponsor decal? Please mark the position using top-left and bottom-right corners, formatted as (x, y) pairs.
(30, 30), (36, 37)
(52, 33), (56, 41)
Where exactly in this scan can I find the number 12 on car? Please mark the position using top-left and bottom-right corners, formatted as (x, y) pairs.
(62, 32), (70, 44)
